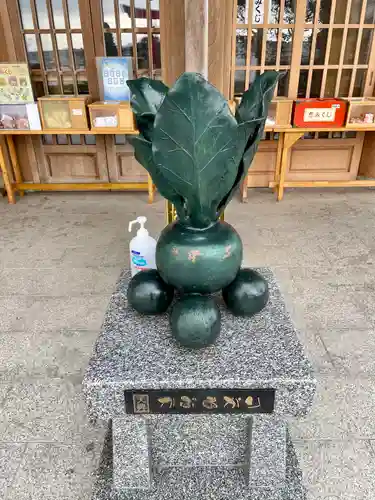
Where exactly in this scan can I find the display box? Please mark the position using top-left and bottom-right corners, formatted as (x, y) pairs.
(0, 103), (41, 130)
(233, 97), (292, 127)
(88, 101), (136, 131)
(267, 98), (293, 127)
(345, 97), (375, 127)
(38, 95), (91, 130)
(293, 98), (347, 128)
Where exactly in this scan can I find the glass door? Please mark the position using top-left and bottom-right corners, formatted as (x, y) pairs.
(90, 0), (161, 184)
(6, 0), (109, 183)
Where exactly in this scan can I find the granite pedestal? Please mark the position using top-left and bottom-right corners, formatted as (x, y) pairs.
(83, 268), (316, 500)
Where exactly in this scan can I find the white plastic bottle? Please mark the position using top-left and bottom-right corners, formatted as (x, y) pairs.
(128, 216), (157, 276)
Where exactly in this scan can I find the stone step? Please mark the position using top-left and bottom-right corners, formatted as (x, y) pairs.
(113, 417), (151, 491)
(93, 424), (303, 500)
(148, 414), (249, 468)
(248, 416), (287, 489)
(112, 414), (287, 492)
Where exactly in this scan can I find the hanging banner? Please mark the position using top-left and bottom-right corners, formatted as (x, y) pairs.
(253, 0), (264, 24)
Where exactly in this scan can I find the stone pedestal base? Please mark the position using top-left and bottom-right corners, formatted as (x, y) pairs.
(92, 423), (305, 500)
(84, 268), (316, 500)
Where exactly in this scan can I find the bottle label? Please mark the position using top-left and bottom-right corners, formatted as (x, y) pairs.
(131, 250), (148, 269)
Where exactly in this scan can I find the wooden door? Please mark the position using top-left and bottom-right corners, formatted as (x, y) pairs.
(89, 0), (161, 184)
(2, 0), (108, 184)
(232, 0), (375, 186)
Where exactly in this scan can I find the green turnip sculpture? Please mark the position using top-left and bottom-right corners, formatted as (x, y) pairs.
(126, 71), (279, 348)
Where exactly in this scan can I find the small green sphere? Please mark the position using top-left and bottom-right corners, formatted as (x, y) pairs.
(170, 295), (221, 349)
(127, 270), (174, 315)
(222, 268), (269, 316)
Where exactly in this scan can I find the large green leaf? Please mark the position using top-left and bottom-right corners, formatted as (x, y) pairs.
(218, 71), (279, 212)
(218, 120), (264, 214)
(152, 73), (242, 227)
(129, 135), (186, 219)
(127, 78), (168, 116)
(127, 78), (169, 141)
(236, 71), (279, 124)
(134, 112), (155, 142)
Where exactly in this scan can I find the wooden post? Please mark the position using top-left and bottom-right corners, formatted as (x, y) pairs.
(184, 0), (208, 77)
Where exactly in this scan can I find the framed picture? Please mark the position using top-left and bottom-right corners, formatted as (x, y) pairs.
(96, 57), (133, 101)
(0, 63), (34, 104)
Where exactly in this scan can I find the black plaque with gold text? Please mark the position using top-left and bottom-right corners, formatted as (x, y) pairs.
(124, 389), (275, 415)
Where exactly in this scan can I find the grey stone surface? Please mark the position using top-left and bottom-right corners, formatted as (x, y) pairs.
(3, 190), (375, 499)
(0, 295), (110, 333)
(0, 266), (121, 296)
(249, 416), (286, 489)
(7, 442), (102, 500)
(0, 329), (99, 381)
(148, 414), (249, 467)
(288, 376), (359, 440)
(92, 425), (305, 500)
(84, 264), (314, 497)
(0, 381), (101, 444)
(113, 417), (151, 491)
(83, 268), (316, 420)
(0, 443), (26, 498)
(294, 439), (375, 500)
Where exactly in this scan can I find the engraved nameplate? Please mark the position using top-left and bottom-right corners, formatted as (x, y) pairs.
(124, 389), (275, 415)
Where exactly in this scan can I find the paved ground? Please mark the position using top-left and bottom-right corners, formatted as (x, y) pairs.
(0, 189), (374, 499)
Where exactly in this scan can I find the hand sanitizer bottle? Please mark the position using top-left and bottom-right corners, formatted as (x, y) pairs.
(128, 216), (157, 277)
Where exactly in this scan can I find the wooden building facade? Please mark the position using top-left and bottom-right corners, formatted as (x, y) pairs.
(1, 0), (375, 190)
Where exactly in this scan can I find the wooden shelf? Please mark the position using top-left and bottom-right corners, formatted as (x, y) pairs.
(89, 128), (138, 134)
(274, 126), (375, 133)
(15, 182), (148, 191)
(0, 129), (139, 135)
(345, 124), (375, 129)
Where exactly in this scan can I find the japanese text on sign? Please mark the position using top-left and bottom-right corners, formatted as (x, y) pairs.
(303, 107), (337, 123)
(253, 0), (264, 24)
(124, 389), (275, 414)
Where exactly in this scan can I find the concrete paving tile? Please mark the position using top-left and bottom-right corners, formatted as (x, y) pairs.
(61, 245), (130, 268)
(7, 442), (102, 500)
(10, 191), (165, 217)
(0, 266), (121, 296)
(319, 231), (370, 265)
(319, 328), (375, 376)
(0, 295), (110, 332)
(275, 265), (369, 293)
(241, 240), (328, 268)
(288, 376), (359, 440)
(0, 243), (66, 269)
(273, 270), (371, 334)
(294, 439), (375, 500)
(340, 378), (375, 439)
(0, 384), (11, 407)
(294, 292), (371, 331)
(0, 443), (27, 500)
(0, 381), (105, 444)
(0, 330), (99, 381)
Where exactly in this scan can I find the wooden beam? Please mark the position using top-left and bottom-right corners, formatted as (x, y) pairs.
(270, 180), (375, 188)
(160, 0), (185, 85)
(15, 182), (150, 191)
(184, 0), (208, 76)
